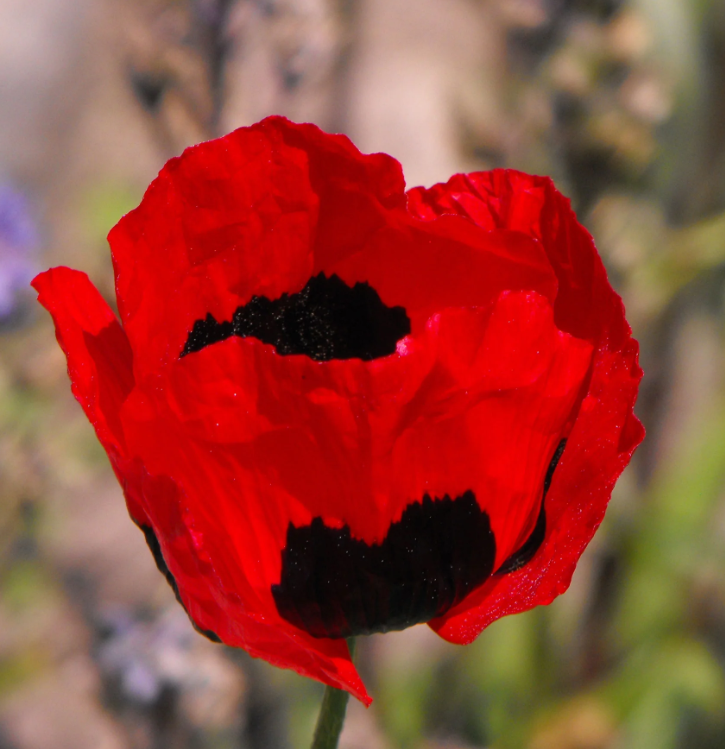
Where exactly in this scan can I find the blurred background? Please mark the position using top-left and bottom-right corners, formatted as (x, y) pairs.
(1, 0), (725, 747)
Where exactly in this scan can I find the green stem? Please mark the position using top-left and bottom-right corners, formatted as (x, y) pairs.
(310, 639), (356, 749)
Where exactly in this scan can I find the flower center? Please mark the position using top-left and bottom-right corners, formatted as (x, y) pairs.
(182, 273), (411, 361)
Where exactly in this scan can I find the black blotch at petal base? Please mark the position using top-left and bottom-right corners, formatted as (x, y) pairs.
(273, 440), (568, 639)
(272, 491), (497, 639)
(182, 272), (411, 362)
(141, 524), (222, 644)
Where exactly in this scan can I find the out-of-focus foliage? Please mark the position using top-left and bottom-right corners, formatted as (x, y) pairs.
(1, 0), (725, 747)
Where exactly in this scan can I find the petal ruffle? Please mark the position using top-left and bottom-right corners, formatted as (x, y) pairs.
(407, 169), (629, 346)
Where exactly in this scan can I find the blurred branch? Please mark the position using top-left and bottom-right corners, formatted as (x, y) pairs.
(327, 0), (360, 134)
(191, 0), (238, 136)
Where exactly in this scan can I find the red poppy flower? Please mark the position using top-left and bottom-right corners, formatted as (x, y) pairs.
(33, 116), (643, 705)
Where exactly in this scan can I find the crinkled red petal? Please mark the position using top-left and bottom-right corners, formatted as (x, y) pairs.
(407, 170), (644, 642)
(109, 118), (558, 375)
(31, 268), (147, 523)
(118, 459), (369, 702)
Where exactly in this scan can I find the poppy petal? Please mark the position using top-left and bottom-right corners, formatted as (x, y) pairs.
(117, 459), (371, 703)
(32, 267), (133, 447)
(407, 169), (630, 345)
(108, 117), (408, 375)
(407, 169), (644, 641)
(429, 342), (643, 642)
(30, 268), (146, 519)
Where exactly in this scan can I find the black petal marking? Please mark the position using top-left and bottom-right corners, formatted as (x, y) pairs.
(272, 491), (496, 639)
(496, 438), (567, 575)
(182, 272), (411, 361)
(141, 524), (222, 643)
